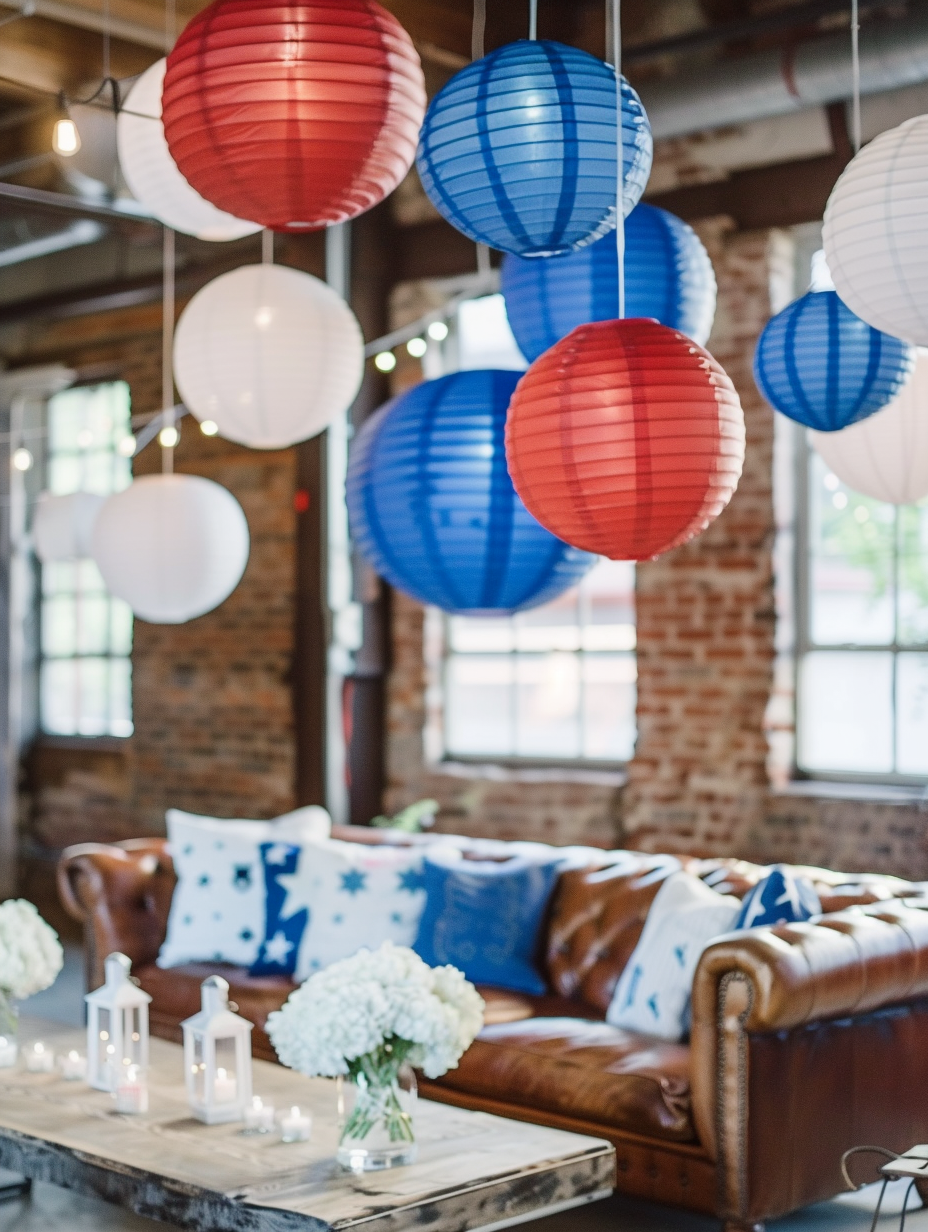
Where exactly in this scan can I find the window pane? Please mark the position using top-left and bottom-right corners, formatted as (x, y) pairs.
(75, 594), (111, 655)
(582, 653), (636, 760)
(41, 595), (76, 657)
(110, 657), (133, 737)
(448, 617), (514, 653)
(74, 657), (109, 736)
(897, 653), (928, 775)
(444, 656), (514, 756)
(110, 598), (133, 657)
(581, 559), (636, 650)
(515, 652), (581, 758)
(41, 659), (77, 734)
(457, 295), (527, 371)
(798, 651), (893, 774)
(808, 451), (895, 645)
(897, 503), (928, 646)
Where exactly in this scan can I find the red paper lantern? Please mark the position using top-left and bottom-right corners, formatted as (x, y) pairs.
(505, 318), (745, 561)
(162, 0), (426, 232)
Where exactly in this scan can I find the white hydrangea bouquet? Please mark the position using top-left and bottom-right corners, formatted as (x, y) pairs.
(268, 942), (484, 1171)
(0, 899), (64, 1045)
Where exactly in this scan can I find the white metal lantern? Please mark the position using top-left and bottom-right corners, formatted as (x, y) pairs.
(823, 115), (928, 346)
(173, 264), (365, 449)
(181, 976), (253, 1125)
(117, 59), (260, 242)
(33, 491), (105, 562)
(810, 349), (928, 505)
(91, 474), (249, 624)
(85, 952), (151, 1092)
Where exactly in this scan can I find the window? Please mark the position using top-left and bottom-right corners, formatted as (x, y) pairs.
(796, 438), (928, 780)
(40, 382), (134, 737)
(432, 292), (637, 765)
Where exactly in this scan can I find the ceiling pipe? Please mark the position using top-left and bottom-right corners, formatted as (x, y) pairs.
(639, 5), (928, 139)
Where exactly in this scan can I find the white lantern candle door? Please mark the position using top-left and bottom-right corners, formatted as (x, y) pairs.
(181, 976), (253, 1125)
(85, 953), (151, 1093)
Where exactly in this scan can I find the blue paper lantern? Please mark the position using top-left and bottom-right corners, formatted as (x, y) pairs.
(346, 370), (595, 614)
(753, 290), (915, 432)
(501, 203), (716, 362)
(415, 40), (652, 258)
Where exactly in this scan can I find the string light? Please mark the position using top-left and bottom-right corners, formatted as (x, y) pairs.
(52, 116), (80, 156)
(117, 436), (137, 457)
(374, 352), (397, 372)
(406, 337), (427, 358)
(199, 420), (219, 436)
(427, 321), (449, 341)
(158, 426), (179, 448)
(12, 448), (33, 471)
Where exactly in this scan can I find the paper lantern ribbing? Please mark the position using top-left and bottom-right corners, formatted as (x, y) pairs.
(33, 491), (106, 562)
(505, 318), (745, 561)
(501, 203), (715, 361)
(91, 475), (249, 624)
(117, 59), (260, 242)
(346, 370), (595, 614)
(162, 0), (425, 232)
(173, 264), (364, 450)
(823, 115), (928, 346)
(416, 40), (652, 257)
(810, 350), (928, 505)
(753, 290), (914, 433)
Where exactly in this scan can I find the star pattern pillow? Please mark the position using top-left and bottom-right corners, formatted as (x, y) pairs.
(734, 865), (821, 929)
(606, 872), (741, 1042)
(249, 840), (431, 980)
(156, 807), (332, 969)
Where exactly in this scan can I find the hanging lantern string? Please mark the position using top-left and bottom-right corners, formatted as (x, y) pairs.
(162, 226), (175, 476)
(471, 0), (485, 61)
(529, 0), (537, 40)
(850, 0), (861, 153)
(612, 0), (625, 319)
(262, 229), (274, 264)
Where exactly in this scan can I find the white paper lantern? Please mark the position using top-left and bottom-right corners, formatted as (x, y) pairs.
(823, 115), (928, 346)
(91, 474), (249, 623)
(33, 491), (106, 562)
(810, 350), (928, 505)
(117, 59), (260, 242)
(173, 264), (364, 449)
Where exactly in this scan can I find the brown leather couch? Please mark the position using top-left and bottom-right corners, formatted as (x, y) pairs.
(58, 826), (928, 1232)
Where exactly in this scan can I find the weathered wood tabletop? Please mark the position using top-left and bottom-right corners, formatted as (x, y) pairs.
(0, 1019), (615, 1232)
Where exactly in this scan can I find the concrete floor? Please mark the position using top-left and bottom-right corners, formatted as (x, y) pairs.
(2, 948), (923, 1232)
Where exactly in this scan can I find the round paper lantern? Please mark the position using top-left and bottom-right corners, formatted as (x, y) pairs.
(810, 349), (928, 504)
(416, 40), (652, 257)
(753, 290), (914, 432)
(173, 264), (364, 449)
(346, 370), (595, 613)
(91, 475), (249, 624)
(501, 203), (715, 361)
(823, 115), (928, 346)
(117, 59), (260, 242)
(162, 0), (426, 232)
(505, 318), (745, 560)
(33, 491), (106, 562)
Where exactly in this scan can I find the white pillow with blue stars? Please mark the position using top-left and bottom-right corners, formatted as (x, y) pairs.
(249, 840), (432, 980)
(157, 807), (331, 969)
(606, 872), (740, 1042)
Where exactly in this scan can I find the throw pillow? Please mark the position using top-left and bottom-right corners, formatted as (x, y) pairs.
(734, 865), (821, 929)
(157, 806), (332, 969)
(249, 840), (431, 980)
(412, 849), (562, 995)
(606, 871), (740, 1042)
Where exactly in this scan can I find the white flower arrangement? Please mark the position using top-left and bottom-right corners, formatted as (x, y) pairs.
(267, 941), (485, 1081)
(0, 899), (64, 1001)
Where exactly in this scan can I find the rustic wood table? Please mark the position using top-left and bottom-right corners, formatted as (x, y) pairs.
(0, 1019), (615, 1232)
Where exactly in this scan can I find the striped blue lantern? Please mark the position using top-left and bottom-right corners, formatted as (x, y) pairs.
(346, 370), (594, 614)
(753, 290), (915, 432)
(501, 203), (716, 362)
(415, 40), (652, 258)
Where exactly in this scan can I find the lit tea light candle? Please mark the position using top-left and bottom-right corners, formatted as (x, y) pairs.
(213, 1066), (237, 1104)
(0, 1036), (17, 1068)
(280, 1105), (311, 1143)
(60, 1050), (87, 1081)
(242, 1095), (276, 1134)
(114, 1064), (148, 1115)
(25, 1042), (54, 1073)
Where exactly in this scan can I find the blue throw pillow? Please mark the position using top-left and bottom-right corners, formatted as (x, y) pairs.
(734, 865), (821, 930)
(249, 842), (308, 977)
(412, 851), (561, 995)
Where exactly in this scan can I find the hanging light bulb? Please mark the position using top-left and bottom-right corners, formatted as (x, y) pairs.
(52, 97), (81, 157)
(12, 448), (33, 472)
(159, 425), (179, 449)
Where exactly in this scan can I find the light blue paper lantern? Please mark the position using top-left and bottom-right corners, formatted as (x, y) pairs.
(753, 290), (915, 432)
(501, 203), (716, 361)
(415, 40), (652, 258)
(346, 370), (594, 614)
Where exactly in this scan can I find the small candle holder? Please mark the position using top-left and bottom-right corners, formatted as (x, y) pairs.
(114, 1063), (149, 1115)
(59, 1050), (88, 1081)
(242, 1095), (276, 1135)
(280, 1105), (312, 1143)
(25, 1041), (54, 1073)
(0, 1036), (17, 1069)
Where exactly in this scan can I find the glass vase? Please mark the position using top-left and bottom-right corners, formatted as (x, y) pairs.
(336, 1060), (417, 1172)
(0, 989), (19, 1067)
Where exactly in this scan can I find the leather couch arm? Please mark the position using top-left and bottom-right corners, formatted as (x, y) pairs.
(690, 902), (928, 1158)
(57, 840), (176, 988)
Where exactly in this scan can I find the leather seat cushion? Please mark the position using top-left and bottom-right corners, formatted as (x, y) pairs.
(435, 1017), (695, 1142)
